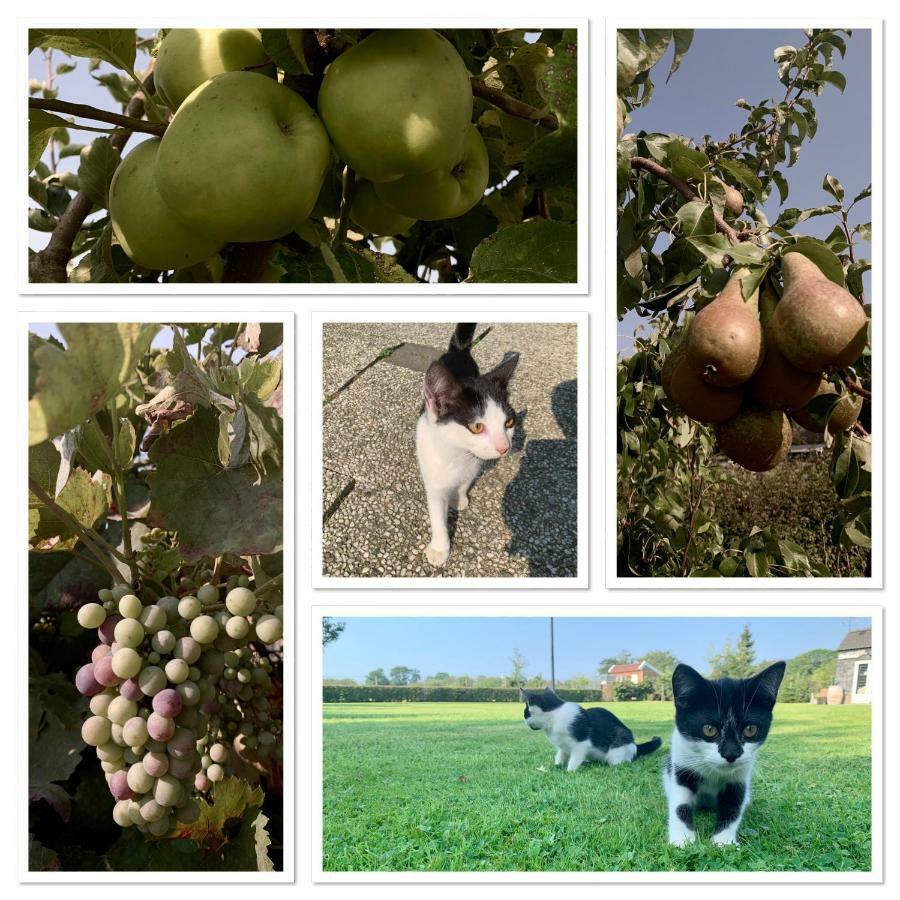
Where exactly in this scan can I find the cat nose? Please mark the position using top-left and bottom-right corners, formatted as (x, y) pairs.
(723, 750), (742, 763)
(496, 443), (509, 455)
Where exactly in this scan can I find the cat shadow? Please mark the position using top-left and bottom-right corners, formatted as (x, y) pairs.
(501, 379), (578, 577)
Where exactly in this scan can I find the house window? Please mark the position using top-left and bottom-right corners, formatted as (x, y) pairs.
(856, 663), (869, 691)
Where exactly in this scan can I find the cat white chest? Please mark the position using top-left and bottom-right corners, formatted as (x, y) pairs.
(416, 414), (483, 492)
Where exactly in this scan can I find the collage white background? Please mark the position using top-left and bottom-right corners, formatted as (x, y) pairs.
(2, 0), (898, 896)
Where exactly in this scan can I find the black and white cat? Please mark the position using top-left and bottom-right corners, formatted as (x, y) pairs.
(521, 687), (662, 772)
(664, 661), (786, 847)
(416, 323), (519, 568)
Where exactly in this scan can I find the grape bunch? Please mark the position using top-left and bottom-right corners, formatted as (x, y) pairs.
(73, 576), (284, 837)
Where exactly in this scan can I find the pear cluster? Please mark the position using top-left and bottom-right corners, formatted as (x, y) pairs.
(109, 28), (489, 274)
(662, 252), (868, 471)
(73, 578), (283, 837)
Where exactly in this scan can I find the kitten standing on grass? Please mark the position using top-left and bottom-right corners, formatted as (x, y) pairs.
(416, 323), (519, 568)
(521, 687), (662, 772)
(664, 661), (786, 847)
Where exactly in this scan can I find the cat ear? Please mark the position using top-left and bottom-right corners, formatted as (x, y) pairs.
(423, 362), (461, 418)
(485, 353), (519, 390)
(748, 662), (786, 708)
(671, 664), (709, 708)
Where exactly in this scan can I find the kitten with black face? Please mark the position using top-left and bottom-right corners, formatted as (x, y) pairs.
(665, 661), (786, 847)
(416, 323), (519, 568)
(521, 687), (662, 772)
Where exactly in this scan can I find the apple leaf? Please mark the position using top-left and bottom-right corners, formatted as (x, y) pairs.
(29, 323), (158, 445)
(28, 108), (70, 173)
(148, 407), (282, 563)
(469, 220), (577, 283)
(78, 138), (120, 208)
(544, 30), (578, 127)
(29, 29), (137, 72)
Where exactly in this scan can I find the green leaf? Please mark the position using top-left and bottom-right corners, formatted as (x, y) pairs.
(29, 324), (158, 446)
(822, 173), (845, 203)
(668, 31), (693, 82)
(783, 239), (846, 287)
(78, 138), (120, 209)
(260, 29), (313, 75)
(29, 29), (136, 71)
(819, 69), (847, 92)
(524, 127), (577, 192)
(544, 31), (577, 127)
(716, 158), (763, 200)
(675, 200), (715, 237)
(148, 407), (282, 563)
(469, 220), (577, 283)
(28, 108), (70, 173)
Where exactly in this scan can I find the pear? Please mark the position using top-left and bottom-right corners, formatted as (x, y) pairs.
(684, 268), (764, 387)
(790, 379), (863, 434)
(661, 344), (743, 424)
(747, 285), (822, 410)
(713, 177), (743, 216)
(108, 138), (223, 271)
(350, 180), (416, 236)
(716, 406), (793, 472)
(772, 251), (868, 373)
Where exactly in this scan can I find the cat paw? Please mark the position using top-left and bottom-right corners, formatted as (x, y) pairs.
(668, 830), (696, 848)
(455, 494), (469, 511)
(425, 545), (449, 567)
(711, 831), (739, 847)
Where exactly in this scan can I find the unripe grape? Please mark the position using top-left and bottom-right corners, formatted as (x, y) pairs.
(98, 588), (114, 604)
(152, 630), (176, 654)
(174, 637), (201, 664)
(147, 651), (161, 665)
(113, 799), (134, 827)
(112, 647), (142, 679)
(188, 666), (201, 681)
(152, 688), (183, 718)
(168, 755), (195, 779)
(274, 605), (284, 621)
(111, 724), (127, 747)
(255, 615), (282, 644)
(238, 575), (250, 588)
(114, 618), (144, 648)
(148, 712), (175, 742)
(82, 716), (112, 747)
(167, 727), (195, 760)
(209, 743), (228, 764)
(122, 716), (149, 748)
(165, 658), (189, 684)
(97, 741), (124, 762)
(139, 797), (166, 823)
(237, 668), (252, 684)
(126, 762), (155, 794)
(90, 692), (114, 716)
(178, 596), (202, 620)
(101, 758), (125, 773)
(176, 705), (199, 729)
(118, 594), (143, 619)
(190, 615), (219, 644)
(154, 774), (183, 807)
(147, 814), (171, 836)
(225, 615), (249, 639)
(175, 798), (200, 825)
(197, 583), (219, 605)
(140, 605), (166, 633)
(138, 665), (166, 696)
(158, 595), (180, 623)
(78, 603), (107, 629)
(259, 730), (276, 747)
(142, 751), (169, 777)
(177, 681), (200, 707)
(206, 763), (224, 782)
(127, 799), (144, 826)
(107, 695), (138, 726)
(225, 587), (256, 616)
(145, 738), (166, 753)
(111, 584), (131, 602)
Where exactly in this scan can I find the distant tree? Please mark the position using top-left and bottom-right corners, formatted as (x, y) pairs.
(566, 674), (592, 690)
(322, 678), (357, 686)
(389, 666), (420, 685)
(525, 673), (544, 688)
(509, 648), (528, 686)
(323, 617), (345, 646)
(708, 625), (757, 679)
(641, 649), (678, 699)
(599, 649), (633, 673)
(427, 672), (453, 685)
(365, 668), (389, 686)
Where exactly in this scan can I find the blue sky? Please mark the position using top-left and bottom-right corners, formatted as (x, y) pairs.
(620, 28), (872, 353)
(322, 616), (869, 681)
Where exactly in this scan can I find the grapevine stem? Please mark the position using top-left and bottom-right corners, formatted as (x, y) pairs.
(109, 403), (137, 583)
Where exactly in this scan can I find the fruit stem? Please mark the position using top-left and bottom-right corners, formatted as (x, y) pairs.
(332, 165), (357, 247)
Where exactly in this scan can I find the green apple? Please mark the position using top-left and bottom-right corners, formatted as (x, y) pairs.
(109, 138), (224, 271)
(375, 125), (489, 220)
(155, 28), (273, 110)
(318, 29), (473, 183)
(155, 71), (331, 243)
(350, 180), (416, 235)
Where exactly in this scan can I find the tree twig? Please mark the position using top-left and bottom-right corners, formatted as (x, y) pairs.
(470, 78), (558, 131)
(29, 61), (156, 284)
(630, 156), (743, 246)
(333, 165), (357, 246)
(29, 97), (167, 136)
(842, 373), (872, 400)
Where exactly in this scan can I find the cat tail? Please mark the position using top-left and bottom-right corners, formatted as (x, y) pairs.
(634, 736), (662, 757)
(449, 323), (477, 352)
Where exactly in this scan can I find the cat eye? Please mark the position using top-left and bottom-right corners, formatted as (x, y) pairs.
(505, 416), (515, 428)
(467, 423), (484, 434)
(743, 724), (758, 738)
(702, 724), (718, 738)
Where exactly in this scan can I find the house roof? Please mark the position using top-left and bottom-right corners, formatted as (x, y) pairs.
(608, 661), (663, 675)
(838, 628), (872, 652)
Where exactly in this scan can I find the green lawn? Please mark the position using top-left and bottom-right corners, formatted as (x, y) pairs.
(322, 701), (871, 873)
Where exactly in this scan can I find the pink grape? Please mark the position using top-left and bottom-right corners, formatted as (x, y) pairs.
(147, 713), (175, 742)
(91, 644), (111, 663)
(120, 678), (144, 702)
(93, 654), (122, 687)
(75, 663), (104, 697)
(109, 770), (133, 801)
(194, 773), (212, 791)
(97, 614), (123, 645)
(152, 689), (183, 718)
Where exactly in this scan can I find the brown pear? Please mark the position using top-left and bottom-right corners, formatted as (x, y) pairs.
(685, 268), (764, 387)
(772, 252), (868, 373)
(790, 378), (863, 434)
(714, 177), (744, 216)
(747, 285), (822, 410)
(661, 343), (744, 424)
(716, 405), (793, 472)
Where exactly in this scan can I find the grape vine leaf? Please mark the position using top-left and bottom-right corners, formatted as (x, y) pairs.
(29, 323), (158, 446)
(148, 407), (282, 563)
(469, 220), (577, 282)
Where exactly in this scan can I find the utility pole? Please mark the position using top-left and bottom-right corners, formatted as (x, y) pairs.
(550, 617), (556, 690)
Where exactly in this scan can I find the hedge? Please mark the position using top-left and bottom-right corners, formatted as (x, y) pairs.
(322, 685), (609, 703)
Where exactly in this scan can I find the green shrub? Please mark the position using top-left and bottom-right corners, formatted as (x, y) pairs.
(321, 685), (608, 703)
(613, 681), (656, 701)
